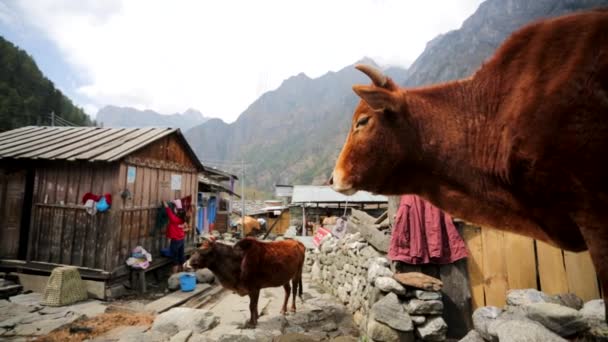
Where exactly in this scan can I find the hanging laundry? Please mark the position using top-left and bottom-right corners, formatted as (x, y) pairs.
(388, 195), (468, 265)
(126, 246), (152, 269)
(207, 196), (217, 224)
(84, 199), (97, 215)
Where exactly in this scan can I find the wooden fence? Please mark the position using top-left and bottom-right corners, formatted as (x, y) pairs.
(462, 224), (602, 309)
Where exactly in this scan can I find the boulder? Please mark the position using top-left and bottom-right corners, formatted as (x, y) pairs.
(411, 316), (426, 325)
(195, 269), (215, 284)
(405, 299), (443, 315)
(458, 330), (485, 342)
(170, 329), (193, 342)
(506, 289), (560, 307)
(472, 306), (502, 341)
(555, 293), (584, 310)
(168, 272), (187, 291)
(415, 316), (447, 341)
(367, 263), (394, 284)
(367, 319), (414, 342)
(525, 302), (588, 336)
(375, 277), (407, 295)
(371, 293), (413, 332)
(580, 299), (605, 322)
(152, 308), (219, 335)
(411, 290), (442, 301)
(493, 319), (567, 342)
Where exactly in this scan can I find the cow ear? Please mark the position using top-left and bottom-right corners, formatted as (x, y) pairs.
(352, 85), (400, 113)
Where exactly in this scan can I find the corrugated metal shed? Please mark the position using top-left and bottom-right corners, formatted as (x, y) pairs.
(291, 185), (387, 204)
(0, 126), (204, 170)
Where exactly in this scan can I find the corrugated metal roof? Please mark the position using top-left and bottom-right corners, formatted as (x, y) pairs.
(0, 126), (204, 170)
(291, 185), (388, 203)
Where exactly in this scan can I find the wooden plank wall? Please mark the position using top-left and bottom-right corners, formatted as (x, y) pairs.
(28, 162), (118, 270)
(114, 162), (198, 270)
(462, 224), (602, 309)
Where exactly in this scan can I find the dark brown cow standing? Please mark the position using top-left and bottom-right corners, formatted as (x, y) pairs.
(331, 9), (608, 319)
(185, 237), (305, 327)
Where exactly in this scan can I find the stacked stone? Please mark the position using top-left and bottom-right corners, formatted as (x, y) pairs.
(308, 233), (448, 341)
(466, 288), (607, 341)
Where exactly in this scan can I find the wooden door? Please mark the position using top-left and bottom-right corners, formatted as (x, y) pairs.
(0, 169), (26, 258)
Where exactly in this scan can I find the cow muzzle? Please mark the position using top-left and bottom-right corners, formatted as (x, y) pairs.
(330, 170), (357, 195)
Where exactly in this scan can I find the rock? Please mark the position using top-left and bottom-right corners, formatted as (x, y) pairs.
(411, 316), (426, 325)
(458, 329), (485, 342)
(168, 272), (188, 291)
(375, 277), (407, 295)
(360, 246), (380, 259)
(405, 299), (443, 315)
(152, 308), (219, 335)
(506, 289), (560, 307)
(580, 299), (606, 322)
(555, 293), (584, 310)
(393, 272), (443, 291)
(367, 263), (393, 284)
(411, 290), (442, 300)
(9, 293), (42, 306)
(472, 306), (502, 341)
(311, 261), (321, 281)
(94, 325), (148, 341)
(13, 312), (84, 336)
(273, 333), (319, 342)
(367, 319), (414, 342)
(525, 302), (588, 336)
(375, 257), (390, 267)
(493, 319), (567, 342)
(170, 329), (193, 342)
(331, 337), (358, 342)
(195, 269), (215, 284)
(368, 287), (384, 307)
(371, 293), (413, 332)
(415, 316), (447, 341)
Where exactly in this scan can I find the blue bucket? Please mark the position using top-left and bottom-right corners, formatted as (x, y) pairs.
(179, 273), (196, 292)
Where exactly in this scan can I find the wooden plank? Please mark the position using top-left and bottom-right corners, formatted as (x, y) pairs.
(536, 240), (569, 295)
(564, 251), (600, 301)
(66, 164), (81, 204)
(72, 210), (87, 266)
(55, 164), (68, 204)
(144, 284), (211, 313)
(83, 211), (98, 268)
(61, 208), (76, 264)
(504, 232), (537, 290)
(462, 225), (485, 309)
(480, 227), (508, 307)
(36, 206), (51, 262)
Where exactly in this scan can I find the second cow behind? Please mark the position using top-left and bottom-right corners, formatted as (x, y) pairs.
(184, 236), (306, 327)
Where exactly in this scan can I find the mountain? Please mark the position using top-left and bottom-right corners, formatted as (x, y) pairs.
(186, 0), (607, 194)
(403, 0), (608, 87)
(0, 36), (94, 131)
(97, 106), (209, 131)
(185, 59), (408, 191)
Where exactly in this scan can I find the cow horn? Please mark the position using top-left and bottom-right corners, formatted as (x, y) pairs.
(355, 64), (387, 88)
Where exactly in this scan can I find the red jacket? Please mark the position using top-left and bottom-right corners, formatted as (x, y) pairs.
(165, 207), (185, 240)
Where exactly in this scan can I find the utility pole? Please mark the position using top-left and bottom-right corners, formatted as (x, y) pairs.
(51, 111), (55, 126)
(241, 159), (245, 237)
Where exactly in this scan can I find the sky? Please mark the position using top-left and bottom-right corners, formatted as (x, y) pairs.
(0, 0), (484, 122)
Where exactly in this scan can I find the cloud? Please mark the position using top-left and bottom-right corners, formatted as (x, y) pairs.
(11, 0), (483, 122)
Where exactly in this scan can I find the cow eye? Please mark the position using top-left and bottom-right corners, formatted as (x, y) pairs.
(356, 116), (370, 128)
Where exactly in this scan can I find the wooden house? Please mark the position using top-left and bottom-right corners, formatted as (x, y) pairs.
(0, 126), (204, 297)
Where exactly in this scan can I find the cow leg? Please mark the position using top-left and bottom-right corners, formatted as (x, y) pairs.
(291, 278), (298, 312)
(572, 211), (608, 323)
(281, 282), (291, 315)
(247, 289), (260, 328)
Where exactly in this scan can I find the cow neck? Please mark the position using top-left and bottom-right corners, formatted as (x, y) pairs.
(206, 243), (242, 288)
(403, 77), (510, 198)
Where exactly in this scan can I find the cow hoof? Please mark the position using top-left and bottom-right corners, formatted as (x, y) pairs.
(290, 308), (296, 313)
(244, 321), (256, 329)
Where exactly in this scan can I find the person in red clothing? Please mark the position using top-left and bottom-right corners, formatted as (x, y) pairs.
(163, 201), (191, 274)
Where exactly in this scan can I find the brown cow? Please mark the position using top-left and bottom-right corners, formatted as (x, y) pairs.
(184, 237), (305, 327)
(332, 9), (608, 317)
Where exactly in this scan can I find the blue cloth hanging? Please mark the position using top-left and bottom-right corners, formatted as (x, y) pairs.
(208, 196), (217, 224)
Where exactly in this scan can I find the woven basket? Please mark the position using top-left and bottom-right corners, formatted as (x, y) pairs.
(42, 266), (88, 306)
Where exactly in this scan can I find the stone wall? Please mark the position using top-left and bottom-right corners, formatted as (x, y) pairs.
(304, 232), (448, 341)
